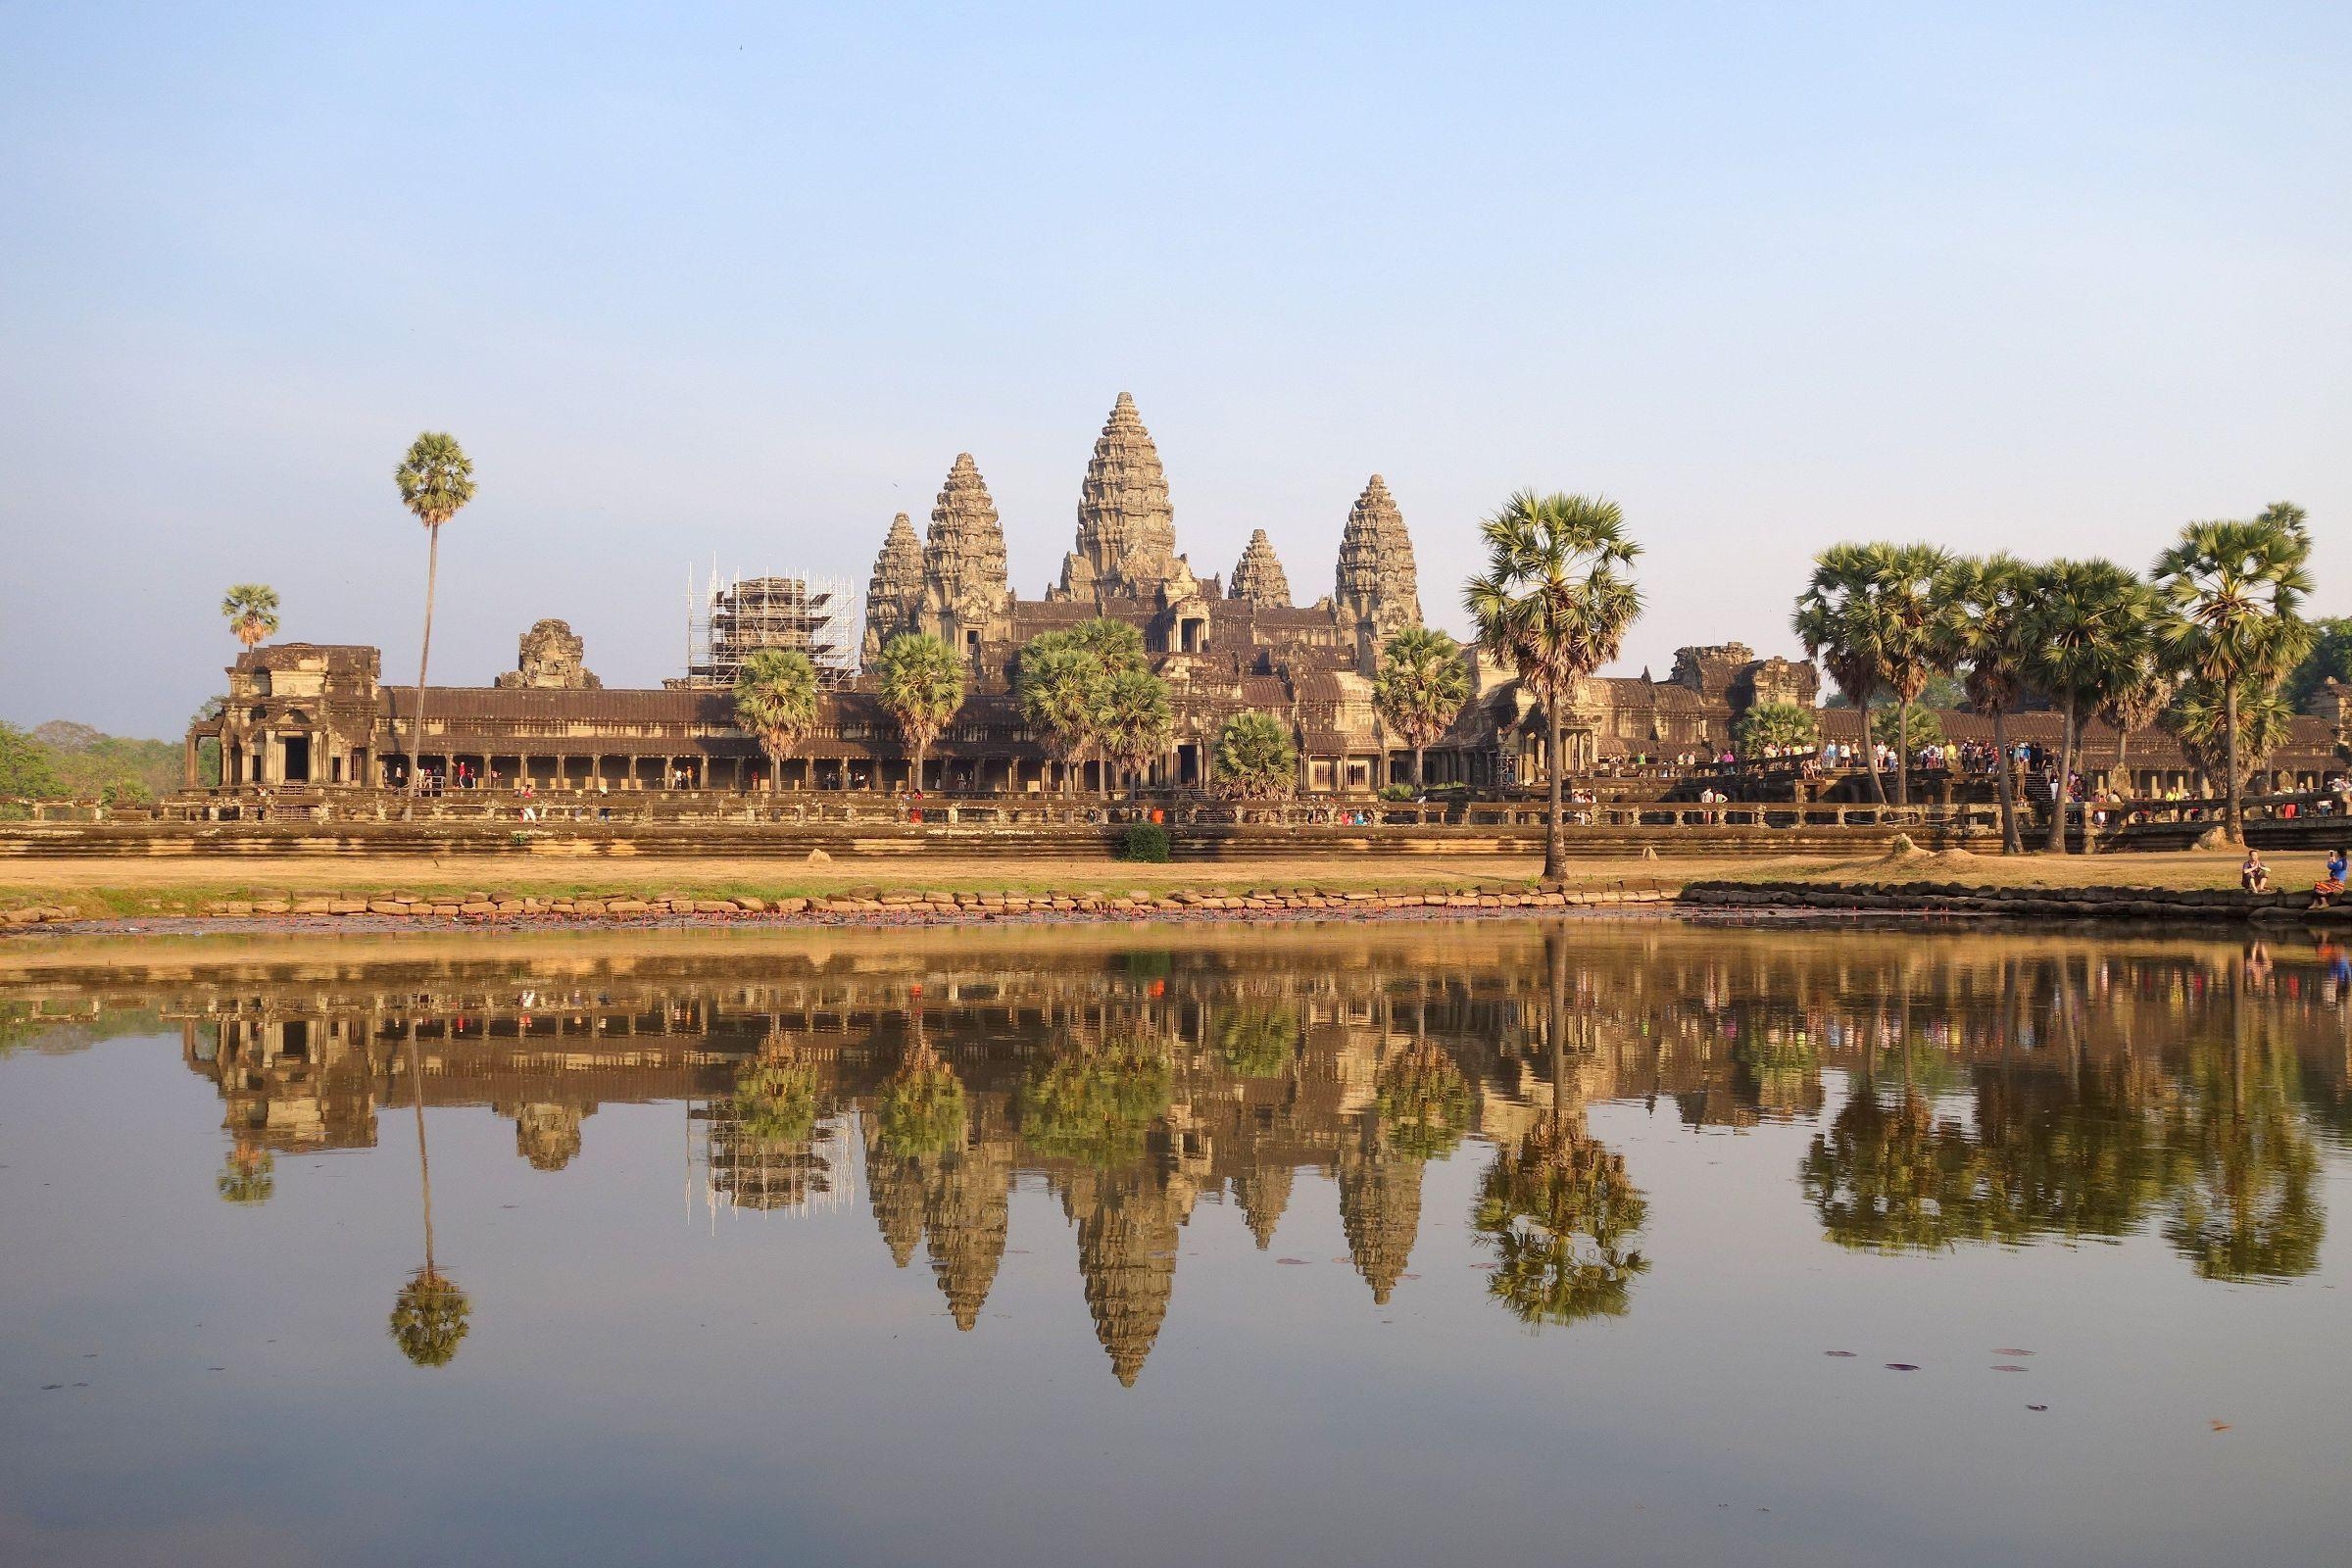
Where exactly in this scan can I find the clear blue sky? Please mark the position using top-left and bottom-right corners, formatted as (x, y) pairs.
(3, 2), (2346, 737)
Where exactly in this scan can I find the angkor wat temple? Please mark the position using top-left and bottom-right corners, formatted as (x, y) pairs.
(185, 393), (1816, 796)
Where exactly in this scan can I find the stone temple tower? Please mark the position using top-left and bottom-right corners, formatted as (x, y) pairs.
(922, 454), (1011, 661)
(861, 512), (925, 663)
(1054, 392), (1187, 606)
(1228, 529), (1292, 608)
(1333, 474), (1423, 672)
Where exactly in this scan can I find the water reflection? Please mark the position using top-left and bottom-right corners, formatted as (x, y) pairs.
(5, 921), (2348, 1387)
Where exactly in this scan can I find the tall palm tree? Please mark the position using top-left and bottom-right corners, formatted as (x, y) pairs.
(1464, 491), (1642, 882)
(2165, 676), (2297, 797)
(2022, 560), (2155, 855)
(733, 648), (820, 792)
(1935, 554), (2034, 854)
(1212, 710), (1298, 801)
(1014, 639), (1101, 793)
(1793, 542), (1890, 804)
(1061, 619), (1148, 789)
(1373, 626), (1471, 791)
(1794, 542), (1949, 807)
(1869, 543), (1953, 808)
(874, 632), (964, 793)
(220, 584), (280, 652)
(393, 432), (476, 806)
(1098, 666), (1173, 797)
(2099, 654), (2176, 800)
(2152, 516), (2316, 844)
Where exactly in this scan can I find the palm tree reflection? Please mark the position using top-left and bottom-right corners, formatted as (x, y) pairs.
(217, 1141), (274, 1205)
(388, 1022), (469, 1367)
(1473, 930), (1649, 1325)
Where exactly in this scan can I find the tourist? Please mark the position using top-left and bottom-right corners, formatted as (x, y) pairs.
(2317, 849), (2348, 907)
(2241, 850), (2270, 893)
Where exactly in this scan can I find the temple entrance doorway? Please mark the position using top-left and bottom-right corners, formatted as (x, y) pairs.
(282, 735), (312, 783)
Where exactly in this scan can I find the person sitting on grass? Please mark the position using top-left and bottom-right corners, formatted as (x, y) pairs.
(2241, 849), (2269, 894)
(2315, 849), (2348, 907)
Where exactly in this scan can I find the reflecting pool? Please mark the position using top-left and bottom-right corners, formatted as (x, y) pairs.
(4, 919), (2351, 1566)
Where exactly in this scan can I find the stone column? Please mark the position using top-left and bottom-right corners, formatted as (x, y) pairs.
(183, 732), (201, 789)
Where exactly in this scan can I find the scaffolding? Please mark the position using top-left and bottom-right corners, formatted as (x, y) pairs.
(672, 565), (857, 690)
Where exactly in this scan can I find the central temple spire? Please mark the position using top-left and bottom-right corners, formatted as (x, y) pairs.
(1054, 391), (1186, 606)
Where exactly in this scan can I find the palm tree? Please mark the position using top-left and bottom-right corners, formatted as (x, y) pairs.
(1015, 639), (1102, 793)
(393, 432), (476, 806)
(1868, 543), (1953, 808)
(1794, 542), (1949, 807)
(2153, 516), (2316, 843)
(1213, 710), (1298, 800)
(2099, 654), (2176, 800)
(1934, 555), (2034, 853)
(2165, 677), (2297, 797)
(1061, 619), (1149, 788)
(732, 648), (819, 791)
(1098, 666), (1173, 796)
(1464, 491), (1642, 882)
(1731, 701), (1817, 759)
(1373, 626), (1471, 791)
(390, 1022), (469, 1367)
(1793, 542), (1890, 804)
(874, 632), (964, 793)
(220, 584), (280, 652)
(2021, 560), (2155, 854)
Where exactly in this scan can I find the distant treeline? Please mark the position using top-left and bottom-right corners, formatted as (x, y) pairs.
(0, 718), (216, 805)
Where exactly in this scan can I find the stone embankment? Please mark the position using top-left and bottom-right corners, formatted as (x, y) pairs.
(9, 884), (1676, 930)
(1682, 880), (2350, 923)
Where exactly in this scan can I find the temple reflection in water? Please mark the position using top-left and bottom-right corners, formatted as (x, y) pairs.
(7, 921), (2348, 1385)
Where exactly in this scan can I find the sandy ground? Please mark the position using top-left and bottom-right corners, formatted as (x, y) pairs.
(0, 845), (2295, 919)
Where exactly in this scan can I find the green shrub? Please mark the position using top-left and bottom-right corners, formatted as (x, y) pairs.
(1120, 822), (1172, 862)
(1378, 783), (1416, 802)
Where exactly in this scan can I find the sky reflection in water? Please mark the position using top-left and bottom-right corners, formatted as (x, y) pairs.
(3, 919), (2351, 1568)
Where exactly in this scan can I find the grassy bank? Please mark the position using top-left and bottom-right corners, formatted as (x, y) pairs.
(0, 845), (2307, 923)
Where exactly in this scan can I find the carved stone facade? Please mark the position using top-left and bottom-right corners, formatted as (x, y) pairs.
(1228, 529), (1292, 609)
(493, 618), (600, 691)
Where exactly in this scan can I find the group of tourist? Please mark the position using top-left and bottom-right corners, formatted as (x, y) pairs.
(2238, 847), (2352, 906)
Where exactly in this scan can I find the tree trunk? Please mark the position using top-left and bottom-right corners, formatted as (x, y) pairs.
(2224, 681), (2243, 845)
(766, 746), (779, 793)
(404, 523), (441, 816)
(912, 740), (928, 796)
(1896, 697), (1912, 808)
(1544, 707), (1566, 882)
(1992, 707), (2022, 855)
(2045, 699), (2074, 854)
(408, 1021), (434, 1277)
(1413, 745), (1425, 791)
(1859, 685), (1887, 805)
